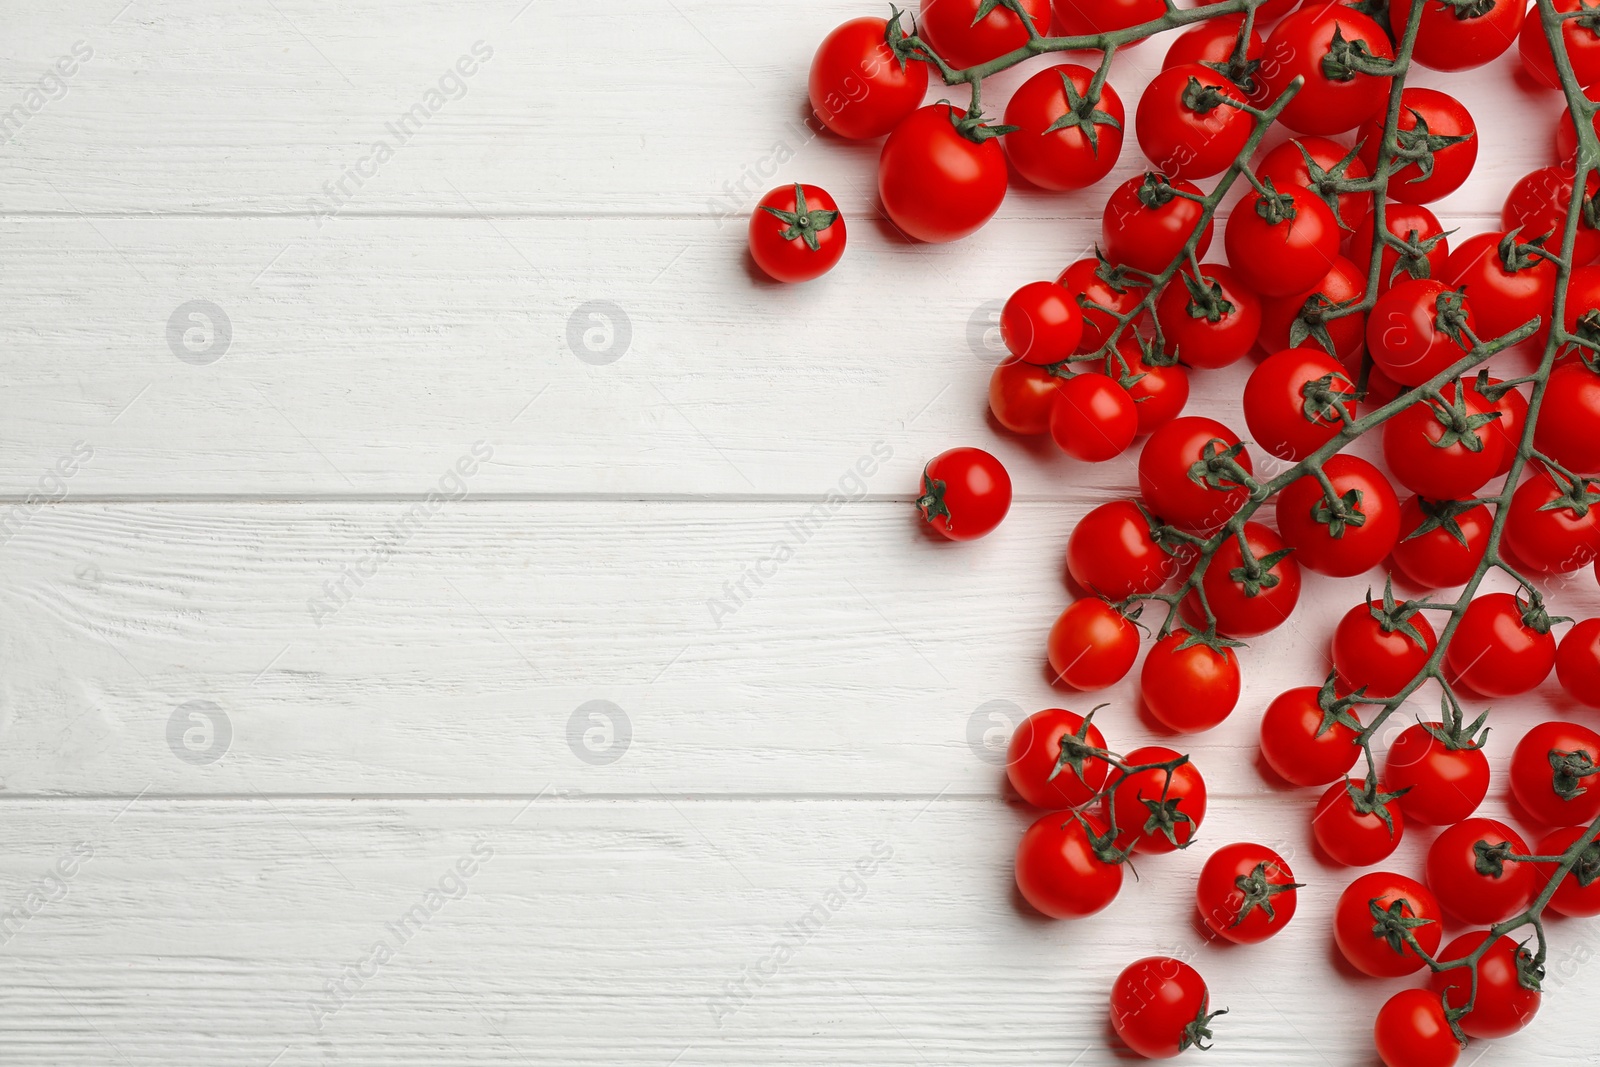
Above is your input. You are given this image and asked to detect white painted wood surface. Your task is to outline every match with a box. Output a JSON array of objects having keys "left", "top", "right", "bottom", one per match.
[{"left": 2, "top": 1, "right": 1596, "bottom": 1063}]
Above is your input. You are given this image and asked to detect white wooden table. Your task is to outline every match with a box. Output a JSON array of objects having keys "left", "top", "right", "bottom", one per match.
[{"left": 1, "top": 2, "right": 1596, "bottom": 1063}]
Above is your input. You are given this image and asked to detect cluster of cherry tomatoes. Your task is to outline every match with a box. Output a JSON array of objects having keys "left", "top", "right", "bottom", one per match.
[{"left": 747, "top": 0, "right": 1600, "bottom": 1062}]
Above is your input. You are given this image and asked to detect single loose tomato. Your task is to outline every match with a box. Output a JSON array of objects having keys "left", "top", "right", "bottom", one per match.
[
  {"left": 1426, "top": 817, "right": 1535, "bottom": 925},
  {"left": 1137, "top": 416, "right": 1254, "bottom": 532},
  {"left": 748, "top": 184, "right": 846, "bottom": 282},
  {"left": 1050, "top": 372, "right": 1138, "bottom": 462},
  {"left": 1110, "top": 957, "right": 1220, "bottom": 1060},
  {"left": 1004, "top": 64, "right": 1126, "bottom": 191},
  {"left": 1058, "top": 257, "right": 1147, "bottom": 353},
  {"left": 1256, "top": 136, "right": 1372, "bottom": 231},
  {"left": 1391, "top": 496, "right": 1492, "bottom": 589},
  {"left": 1006, "top": 707, "right": 1110, "bottom": 809},
  {"left": 879, "top": 104, "right": 1007, "bottom": 243},
  {"left": 1536, "top": 825, "right": 1600, "bottom": 917},
  {"left": 1393, "top": 0, "right": 1522, "bottom": 71},
  {"left": 1260, "top": 7, "right": 1394, "bottom": 135},
  {"left": 1275, "top": 454, "right": 1399, "bottom": 578},
  {"left": 1184, "top": 522, "right": 1300, "bottom": 638},
  {"left": 918, "top": 0, "right": 1050, "bottom": 69},
  {"left": 1351, "top": 203, "right": 1450, "bottom": 294},
  {"left": 917, "top": 447, "right": 1010, "bottom": 540},
  {"left": 1155, "top": 262, "right": 1261, "bottom": 369},
  {"left": 1102, "top": 173, "right": 1213, "bottom": 276},
  {"left": 1014, "top": 812, "right": 1124, "bottom": 918},
  {"left": 1313, "top": 778, "right": 1404, "bottom": 867},
  {"left": 1332, "top": 594, "right": 1435, "bottom": 698},
  {"left": 1135, "top": 64, "right": 1253, "bottom": 180},
  {"left": 1520, "top": 0, "right": 1600, "bottom": 89},
  {"left": 1334, "top": 870, "right": 1443, "bottom": 977},
  {"left": 1557, "top": 617, "right": 1600, "bottom": 707},
  {"left": 1503, "top": 165, "right": 1600, "bottom": 265},
  {"left": 1385, "top": 723, "right": 1489, "bottom": 826},
  {"left": 1056, "top": 0, "right": 1165, "bottom": 37},
  {"left": 1504, "top": 469, "right": 1600, "bottom": 575},
  {"left": 1243, "top": 348, "right": 1357, "bottom": 462},
  {"left": 808, "top": 17, "right": 930, "bottom": 140},
  {"left": 1511, "top": 720, "right": 1600, "bottom": 826},
  {"left": 1048, "top": 598, "right": 1139, "bottom": 690},
  {"left": 1104, "top": 746, "right": 1206, "bottom": 854},
  {"left": 1445, "top": 591, "right": 1557, "bottom": 698},
  {"left": 1141, "top": 630, "right": 1241, "bottom": 733},
  {"left": 1196, "top": 842, "right": 1299, "bottom": 944},
  {"left": 1534, "top": 360, "right": 1600, "bottom": 473},
  {"left": 1382, "top": 382, "right": 1504, "bottom": 501},
  {"left": 989, "top": 360, "right": 1066, "bottom": 435},
  {"left": 1225, "top": 187, "right": 1341, "bottom": 299},
  {"left": 1259, "top": 685, "right": 1362, "bottom": 787},
  {"left": 1256, "top": 255, "right": 1367, "bottom": 363},
  {"left": 1355, "top": 88, "right": 1478, "bottom": 204},
  {"left": 1002, "top": 280, "right": 1083, "bottom": 365},
  {"left": 1067, "top": 499, "right": 1183, "bottom": 599},
  {"left": 1366, "top": 279, "right": 1475, "bottom": 387},
  {"left": 1432, "top": 932, "right": 1541, "bottom": 1040},
  {"left": 1374, "top": 988, "right": 1461, "bottom": 1067}
]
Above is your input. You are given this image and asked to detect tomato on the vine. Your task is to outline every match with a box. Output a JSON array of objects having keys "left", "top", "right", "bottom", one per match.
[
  {"left": 1465, "top": 375, "right": 1527, "bottom": 476},
  {"left": 1533, "top": 359, "right": 1600, "bottom": 473},
  {"left": 1366, "top": 279, "right": 1475, "bottom": 387},
  {"left": 1137, "top": 416, "right": 1254, "bottom": 532},
  {"left": 1557, "top": 617, "right": 1600, "bottom": 707},
  {"left": 917, "top": 447, "right": 1011, "bottom": 540},
  {"left": 1504, "top": 469, "right": 1600, "bottom": 574},
  {"left": 917, "top": 0, "right": 1049, "bottom": 69},
  {"left": 1141, "top": 630, "right": 1240, "bottom": 733},
  {"left": 1184, "top": 521, "right": 1301, "bottom": 638},
  {"left": 1444, "top": 591, "right": 1558, "bottom": 698},
  {"left": 1067, "top": 499, "right": 1183, "bottom": 599},
  {"left": 989, "top": 359, "right": 1066, "bottom": 435},
  {"left": 1104, "top": 746, "right": 1206, "bottom": 854},
  {"left": 1381, "top": 381, "right": 1504, "bottom": 501},
  {"left": 1224, "top": 186, "right": 1340, "bottom": 299},
  {"left": 1536, "top": 825, "right": 1600, "bottom": 917},
  {"left": 1048, "top": 598, "right": 1139, "bottom": 690},
  {"left": 1391, "top": 496, "right": 1492, "bottom": 589},
  {"left": 1332, "top": 594, "right": 1435, "bottom": 698},
  {"left": 1275, "top": 454, "right": 1399, "bottom": 578},
  {"left": 1260, "top": 7, "right": 1394, "bottom": 135},
  {"left": 1520, "top": 0, "right": 1600, "bottom": 90},
  {"left": 1256, "top": 255, "right": 1368, "bottom": 364},
  {"left": 1014, "top": 812, "right": 1124, "bottom": 918},
  {"left": 1503, "top": 165, "right": 1600, "bottom": 265},
  {"left": 1001, "top": 280, "right": 1083, "bottom": 365},
  {"left": 1243, "top": 348, "right": 1357, "bottom": 462},
  {"left": 1106, "top": 336, "right": 1191, "bottom": 434},
  {"left": 1374, "top": 988, "right": 1461, "bottom": 1067},
  {"left": 1004, "top": 64, "right": 1126, "bottom": 191},
  {"left": 1135, "top": 64, "right": 1253, "bottom": 180},
  {"left": 1432, "top": 932, "right": 1541, "bottom": 1040},
  {"left": 1055, "top": 0, "right": 1165, "bottom": 37},
  {"left": 1259, "top": 685, "right": 1362, "bottom": 787},
  {"left": 808, "top": 17, "right": 930, "bottom": 140},
  {"left": 879, "top": 104, "right": 1007, "bottom": 243},
  {"left": 1355, "top": 88, "right": 1478, "bottom": 204},
  {"left": 1050, "top": 372, "right": 1139, "bottom": 462},
  {"left": 1163, "top": 15, "right": 1263, "bottom": 78},
  {"left": 748, "top": 184, "right": 846, "bottom": 283},
  {"left": 1511, "top": 720, "right": 1600, "bottom": 826},
  {"left": 1393, "top": 0, "right": 1523, "bottom": 71},
  {"left": 1058, "top": 257, "right": 1146, "bottom": 353},
  {"left": 1110, "top": 957, "right": 1221, "bottom": 1060},
  {"left": 1257, "top": 136, "right": 1372, "bottom": 231},
  {"left": 1155, "top": 262, "right": 1260, "bottom": 369},
  {"left": 1385, "top": 723, "right": 1489, "bottom": 826},
  {"left": 1196, "top": 842, "right": 1298, "bottom": 944},
  {"left": 1101, "top": 173, "right": 1214, "bottom": 276},
  {"left": 1425, "top": 817, "right": 1536, "bottom": 925},
  {"left": 1334, "top": 870, "right": 1443, "bottom": 977},
  {"left": 1313, "top": 778, "right": 1404, "bottom": 867},
  {"left": 1006, "top": 707, "right": 1110, "bottom": 810},
  {"left": 1441, "top": 232, "right": 1557, "bottom": 359},
  {"left": 1351, "top": 203, "right": 1450, "bottom": 295}
]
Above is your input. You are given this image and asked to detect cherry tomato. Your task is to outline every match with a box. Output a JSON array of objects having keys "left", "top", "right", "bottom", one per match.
[
  {"left": 1557, "top": 617, "right": 1600, "bottom": 707},
  {"left": 1441, "top": 231, "right": 1557, "bottom": 357},
  {"left": 1391, "top": 496, "right": 1492, "bottom": 589},
  {"left": 748, "top": 184, "right": 846, "bottom": 282},
  {"left": 1056, "top": 0, "right": 1165, "bottom": 37},
  {"left": 1520, "top": 0, "right": 1600, "bottom": 89},
  {"left": 1256, "top": 255, "right": 1367, "bottom": 364},
  {"left": 1109, "top": 338, "right": 1191, "bottom": 434},
  {"left": 1225, "top": 187, "right": 1341, "bottom": 299},
  {"left": 1104, "top": 746, "right": 1206, "bottom": 854},
  {"left": 917, "top": 447, "right": 1012, "bottom": 540},
  {"left": 1257, "top": 136, "right": 1372, "bottom": 232},
  {"left": 1504, "top": 469, "right": 1600, "bottom": 575},
  {"left": 1058, "top": 258, "right": 1147, "bottom": 354},
  {"left": 1432, "top": 932, "right": 1541, "bottom": 1040},
  {"left": 1163, "top": 16, "right": 1264, "bottom": 85},
  {"left": 1196, "top": 842, "right": 1298, "bottom": 944},
  {"left": 1355, "top": 89, "right": 1478, "bottom": 204},
  {"left": 879, "top": 104, "right": 1007, "bottom": 243},
  {"left": 1184, "top": 522, "right": 1301, "bottom": 638},
  {"left": 1244, "top": 348, "right": 1357, "bottom": 462},
  {"left": 1260, "top": 7, "right": 1394, "bottom": 135},
  {"left": 1393, "top": 0, "right": 1523, "bottom": 71},
  {"left": 1067, "top": 499, "right": 1184, "bottom": 598},
  {"left": 1102, "top": 173, "right": 1214, "bottom": 276},
  {"left": 1275, "top": 454, "right": 1399, "bottom": 578},
  {"left": 1002, "top": 280, "right": 1084, "bottom": 365},
  {"left": 1535, "top": 825, "right": 1600, "bottom": 917},
  {"left": 1385, "top": 723, "right": 1489, "bottom": 826},
  {"left": 1559, "top": 263, "right": 1600, "bottom": 352},
  {"left": 1048, "top": 598, "right": 1139, "bottom": 691},
  {"left": 1332, "top": 595, "right": 1435, "bottom": 697},
  {"left": 1351, "top": 203, "right": 1450, "bottom": 295},
  {"left": 1141, "top": 630, "right": 1240, "bottom": 733},
  {"left": 1006, "top": 707, "right": 1110, "bottom": 809},
  {"left": 1503, "top": 164, "right": 1600, "bottom": 265},
  {"left": 808, "top": 17, "right": 930, "bottom": 140},
  {"left": 1534, "top": 360, "right": 1600, "bottom": 473},
  {"left": 1426, "top": 817, "right": 1535, "bottom": 925},
  {"left": 1138, "top": 416, "right": 1253, "bottom": 532},
  {"left": 1511, "top": 720, "right": 1600, "bottom": 826},
  {"left": 1374, "top": 988, "right": 1461, "bottom": 1067},
  {"left": 1155, "top": 262, "right": 1260, "bottom": 369},
  {"left": 1445, "top": 591, "right": 1557, "bottom": 698},
  {"left": 917, "top": 0, "right": 1049, "bottom": 69},
  {"left": 1334, "top": 870, "right": 1443, "bottom": 977},
  {"left": 1050, "top": 372, "right": 1138, "bottom": 462},
  {"left": 1382, "top": 381, "right": 1504, "bottom": 501},
  {"left": 1014, "top": 812, "right": 1123, "bottom": 918},
  {"left": 1556, "top": 89, "right": 1600, "bottom": 161},
  {"left": 1110, "top": 957, "right": 1219, "bottom": 1060},
  {"left": 1135, "top": 64, "right": 1253, "bottom": 180},
  {"left": 1366, "top": 279, "right": 1475, "bottom": 387},
  {"left": 1313, "top": 778, "right": 1404, "bottom": 867},
  {"left": 989, "top": 359, "right": 1067, "bottom": 435},
  {"left": 1260, "top": 685, "right": 1362, "bottom": 787},
  {"left": 1004, "top": 63, "right": 1126, "bottom": 191}
]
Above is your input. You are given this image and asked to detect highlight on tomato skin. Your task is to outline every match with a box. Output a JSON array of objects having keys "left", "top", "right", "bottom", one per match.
[{"left": 915, "top": 447, "right": 1011, "bottom": 541}]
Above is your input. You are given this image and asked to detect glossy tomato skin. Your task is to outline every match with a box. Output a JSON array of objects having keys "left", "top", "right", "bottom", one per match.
[
  {"left": 918, "top": 0, "right": 1049, "bottom": 68},
  {"left": 989, "top": 360, "right": 1066, "bottom": 435},
  {"left": 1334, "top": 870, "right": 1443, "bottom": 977},
  {"left": 1184, "top": 522, "right": 1301, "bottom": 638},
  {"left": 1374, "top": 988, "right": 1462, "bottom": 1067},
  {"left": 1503, "top": 165, "right": 1600, "bottom": 265},
  {"left": 1138, "top": 416, "right": 1253, "bottom": 532},
  {"left": 1557, "top": 617, "right": 1600, "bottom": 707},
  {"left": 1102, "top": 174, "right": 1214, "bottom": 275},
  {"left": 1332, "top": 597, "right": 1436, "bottom": 697},
  {"left": 1426, "top": 818, "right": 1535, "bottom": 925},
  {"left": 1556, "top": 91, "right": 1600, "bottom": 160},
  {"left": 1536, "top": 825, "right": 1600, "bottom": 917},
  {"left": 1445, "top": 592, "right": 1557, "bottom": 698},
  {"left": 1141, "top": 631, "right": 1240, "bottom": 734},
  {"left": 1067, "top": 499, "right": 1182, "bottom": 599},
  {"left": 748, "top": 185, "right": 846, "bottom": 282},
  {"left": 1058, "top": 258, "right": 1146, "bottom": 353},
  {"left": 1366, "top": 279, "right": 1475, "bottom": 387},
  {"left": 1135, "top": 64, "right": 1252, "bottom": 180},
  {"left": 1155, "top": 263, "right": 1261, "bottom": 369},
  {"left": 1110, "top": 957, "right": 1214, "bottom": 1060},
  {"left": 1163, "top": 15, "right": 1263, "bottom": 74},
  {"left": 1196, "top": 842, "right": 1298, "bottom": 944},
  {"left": 1504, "top": 470, "right": 1600, "bottom": 574},
  {"left": 1050, "top": 372, "right": 1138, "bottom": 462},
  {"left": 1057, "top": 0, "right": 1164, "bottom": 37},
  {"left": 1394, "top": 0, "right": 1522, "bottom": 71},
  {"left": 1110, "top": 339, "right": 1191, "bottom": 434},
  {"left": 1006, "top": 707, "right": 1110, "bottom": 809},
  {"left": 1534, "top": 360, "right": 1600, "bottom": 473},
  {"left": 1384, "top": 724, "right": 1489, "bottom": 826},
  {"left": 1004, "top": 64, "right": 1125, "bottom": 191},
  {"left": 1257, "top": 255, "right": 1367, "bottom": 363},
  {"left": 918, "top": 447, "right": 1011, "bottom": 540},
  {"left": 1382, "top": 382, "right": 1504, "bottom": 501},
  {"left": 1225, "top": 187, "right": 1341, "bottom": 299},
  {"left": 1275, "top": 454, "right": 1399, "bottom": 577},
  {"left": 1351, "top": 203, "right": 1449, "bottom": 295},
  {"left": 1511, "top": 720, "right": 1600, "bottom": 826},
  {"left": 1260, "top": 8, "right": 1394, "bottom": 135},
  {"left": 1355, "top": 89, "right": 1478, "bottom": 204},
  {"left": 1259, "top": 686, "right": 1362, "bottom": 787},
  {"left": 1244, "top": 348, "right": 1356, "bottom": 462},
  {"left": 808, "top": 18, "right": 930, "bottom": 140},
  {"left": 1014, "top": 812, "right": 1123, "bottom": 918},
  {"left": 1048, "top": 598, "right": 1139, "bottom": 691},
  {"left": 879, "top": 105, "right": 1007, "bottom": 243},
  {"left": 1431, "top": 932, "right": 1541, "bottom": 1040},
  {"left": 1105, "top": 746, "right": 1206, "bottom": 855},
  {"left": 1313, "top": 778, "right": 1404, "bottom": 867},
  {"left": 1257, "top": 136, "right": 1372, "bottom": 231},
  {"left": 1002, "top": 280, "right": 1083, "bottom": 366},
  {"left": 1521, "top": 0, "right": 1600, "bottom": 89},
  {"left": 1391, "top": 496, "right": 1492, "bottom": 589},
  {"left": 1472, "top": 377, "right": 1528, "bottom": 476},
  {"left": 1441, "top": 232, "right": 1556, "bottom": 357}
]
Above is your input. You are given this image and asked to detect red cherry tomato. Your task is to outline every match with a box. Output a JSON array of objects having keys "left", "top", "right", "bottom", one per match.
[
  {"left": 1163, "top": 16, "right": 1264, "bottom": 82},
  {"left": 1014, "top": 812, "right": 1123, "bottom": 918},
  {"left": 1067, "top": 499, "right": 1184, "bottom": 599},
  {"left": 1511, "top": 720, "right": 1600, "bottom": 826},
  {"left": 1384, "top": 723, "right": 1489, "bottom": 826},
  {"left": 1332, "top": 595, "right": 1435, "bottom": 698},
  {"left": 917, "top": 0, "right": 1049, "bottom": 69},
  {"left": 1256, "top": 255, "right": 1367, "bottom": 364},
  {"left": 1102, "top": 173, "right": 1214, "bottom": 275},
  {"left": 1445, "top": 591, "right": 1557, "bottom": 698},
  {"left": 1260, "top": 7, "right": 1394, "bottom": 135},
  {"left": 1521, "top": 0, "right": 1600, "bottom": 89},
  {"left": 1225, "top": 187, "right": 1341, "bottom": 299},
  {"left": 1374, "top": 988, "right": 1462, "bottom": 1067},
  {"left": 1104, "top": 746, "right": 1206, "bottom": 855},
  {"left": 1391, "top": 496, "right": 1492, "bottom": 589},
  {"left": 1536, "top": 825, "right": 1600, "bottom": 917},
  {"left": 1110, "top": 957, "right": 1219, "bottom": 1060},
  {"left": 1313, "top": 777, "right": 1404, "bottom": 867},
  {"left": 879, "top": 104, "right": 1007, "bottom": 243},
  {"left": 1259, "top": 685, "right": 1362, "bottom": 787},
  {"left": 808, "top": 17, "right": 930, "bottom": 140},
  {"left": 1275, "top": 454, "right": 1399, "bottom": 578},
  {"left": 1431, "top": 932, "right": 1541, "bottom": 1040},
  {"left": 1047, "top": 598, "right": 1139, "bottom": 691},
  {"left": 1141, "top": 630, "right": 1241, "bottom": 734},
  {"left": 748, "top": 184, "right": 846, "bottom": 282},
  {"left": 1135, "top": 64, "right": 1253, "bottom": 180},
  {"left": 1426, "top": 818, "right": 1535, "bottom": 925},
  {"left": 1005, "top": 707, "right": 1110, "bottom": 809},
  {"left": 1002, "top": 280, "right": 1084, "bottom": 365},
  {"left": 1184, "top": 522, "right": 1301, "bottom": 638},
  {"left": 1334, "top": 870, "right": 1443, "bottom": 977},
  {"left": 1056, "top": 0, "right": 1165, "bottom": 37},
  {"left": 1534, "top": 360, "right": 1600, "bottom": 473},
  {"left": 1257, "top": 136, "right": 1372, "bottom": 231},
  {"left": 1556, "top": 89, "right": 1600, "bottom": 160},
  {"left": 1107, "top": 336, "right": 1191, "bottom": 434},
  {"left": 1004, "top": 64, "right": 1126, "bottom": 191},
  {"left": 1503, "top": 165, "right": 1600, "bottom": 265},
  {"left": 1244, "top": 348, "right": 1357, "bottom": 462},
  {"left": 1154, "top": 262, "right": 1261, "bottom": 369},
  {"left": 1050, "top": 372, "right": 1138, "bottom": 462},
  {"left": 1504, "top": 469, "right": 1600, "bottom": 575},
  {"left": 1557, "top": 617, "right": 1600, "bottom": 707},
  {"left": 1381, "top": 381, "right": 1504, "bottom": 501},
  {"left": 1441, "top": 231, "right": 1557, "bottom": 357},
  {"left": 917, "top": 447, "right": 1012, "bottom": 540},
  {"left": 1392, "top": 0, "right": 1522, "bottom": 71},
  {"left": 1351, "top": 203, "right": 1450, "bottom": 295},
  {"left": 1355, "top": 88, "right": 1478, "bottom": 204},
  {"left": 1366, "top": 279, "right": 1475, "bottom": 387},
  {"left": 1195, "top": 842, "right": 1298, "bottom": 944},
  {"left": 989, "top": 360, "right": 1067, "bottom": 435},
  {"left": 1058, "top": 258, "right": 1148, "bottom": 354},
  {"left": 1137, "top": 416, "right": 1253, "bottom": 532}
]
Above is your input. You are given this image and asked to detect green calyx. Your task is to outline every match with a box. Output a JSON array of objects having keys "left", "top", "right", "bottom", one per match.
[
  {"left": 1498, "top": 228, "right": 1554, "bottom": 274},
  {"left": 1391, "top": 108, "right": 1474, "bottom": 187},
  {"left": 1320, "top": 25, "right": 1395, "bottom": 82},
  {"left": 1288, "top": 293, "right": 1361, "bottom": 356},
  {"left": 1517, "top": 942, "right": 1545, "bottom": 993},
  {"left": 1364, "top": 579, "right": 1430, "bottom": 645},
  {"left": 1433, "top": 288, "right": 1473, "bottom": 348},
  {"left": 1043, "top": 68, "right": 1121, "bottom": 154},
  {"left": 759, "top": 184, "right": 840, "bottom": 252},
  {"left": 1548, "top": 747, "right": 1599, "bottom": 801},
  {"left": 1187, "top": 438, "right": 1256, "bottom": 494},
  {"left": 1253, "top": 178, "right": 1299, "bottom": 225},
  {"left": 1572, "top": 841, "right": 1600, "bottom": 888},
  {"left": 1047, "top": 704, "right": 1108, "bottom": 784},
  {"left": 1435, "top": 0, "right": 1499, "bottom": 17},
  {"left": 1424, "top": 385, "right": 1499, "bottom": 453},
  {"left": 1181, "top": 74, "right": 1231, "bottom": 116},
  {"left": 1516, "top": 589, "right": 1569, "bottom": 635},
  {"left": 1312, "top": 486, "right": 1368, "bottom": 539},
  {"left": 1473, "top": 837, "right": 1516, "bottom": 878},
  {"left": 1537, "top": 468, "right": 1600, "bottom": 520},
  {"left": 1423, "top": 692, "right": 1491, "bottom": 752},
  {"left": 1230, "top": 861, "right": 1304, "bottom": 928},
  {"left": 1403, "top": 496, "right": 1478, "bottom": 546},
  {"left": 1368, "top": 897, "right": 1435, "bottom": 955},
  {"left": 1293, "top": 138, "right": 1367, "bottom": 230},
  {"left": 1347, "top": 778, "right": 1407, "bottom": 839},
  {"left": 883, "top": 7, "right": 921, "bottom": 70},
  {"left": 915, "top": 471, "right": 950, "bottom": 526},
  {"left": 1139, "top": 792, "right": 1195, "bottom": 848},
  {"left": 1080, "top": 812, "right": 1136, "bottom": 866},
  {"left": 1228, "top": 540, "right": 1295, "bottom": 599},
  {"left": 946, "top": 104, "right": 1017, "bottom": 144},
  {"left": 1385, "top": 227, "right": 1451, "bottom": 284},
  {"left": 1300, "top": 372, "right": 1358, "bottom": 427},
  {"left": 1180, "top": 998, "right": 1227, "bottom": 1053},
  {"left": 1137, "top": 172, "right": 1179, "bottom": 210},
  {"left": 1182, "top": 269, "right": 1235, "bottom": 323},
  {"left": 1315, "top": 671, "right": 1366, "bottom": 737}
]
